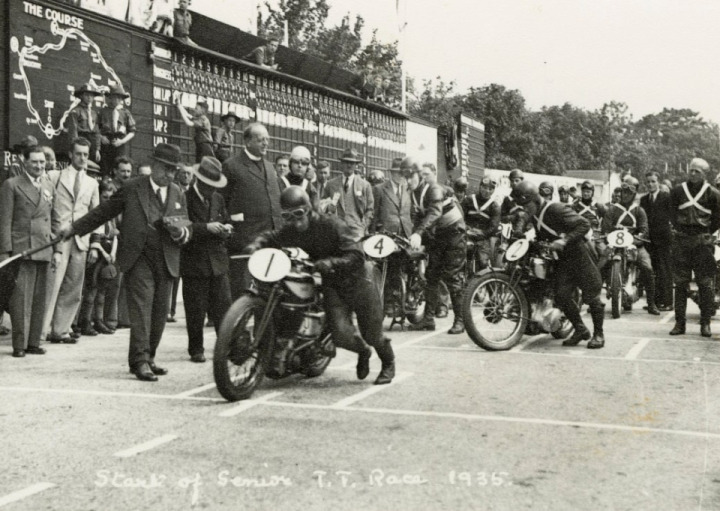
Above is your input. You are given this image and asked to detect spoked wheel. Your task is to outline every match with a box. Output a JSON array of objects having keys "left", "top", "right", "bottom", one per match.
[
  {"left": 551, "top": 289, "right": 582, "bottom": 339},
  {"left": 384, "top": 274, "right": 407, "bottom": 322},
  {"left": 214, "top": 296, "right": 274, "bottom": 402},
  {"left": 405, "top": 272, "right": 426, "bottom": 325},
  {"left": 463, "top": 272, "right": 529, "bottom": 350},
  {"left": 610, "top": 259, "right": 623, "bottom": 319},
  {"left": 302, "top": 333, "right": 334, "bottom": 378}
]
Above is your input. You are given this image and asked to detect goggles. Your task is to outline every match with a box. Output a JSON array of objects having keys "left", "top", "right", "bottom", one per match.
[{"left": 281, "top": 207, "right": 308, "bottom": 221}]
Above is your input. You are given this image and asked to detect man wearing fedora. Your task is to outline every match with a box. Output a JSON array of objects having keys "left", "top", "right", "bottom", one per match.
[
  {"left": 214, "top": 111, "right": 241, "bottom": 163},
  {"left": 57, "top": 143, "right": 191, "bottom": 382},
  {"left": 66, "top": 83, "right": 102, "bottom": 163},
  {"left": 222, "top": 122, "right": 283, "bottom": 299},
  {"left": 99, "top": 84, "right": 136, "bottom": 177},
  {"left": 180, "top": 156, "right": 232, "bottom": 363},
  {"left": 321, "top": 148, "right": 374, "bottom": 241}
]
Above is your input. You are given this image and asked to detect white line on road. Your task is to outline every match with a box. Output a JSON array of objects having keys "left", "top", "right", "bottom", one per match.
[
  {"left": 331, "top": 372, "right": 414, "bottom": 408},
  {"left": 0, "top": 483, "right": 55, "bottom": 508},
  {"left": 218, "top": 391, "right": 284, "bottom": 417},
  {"left": 510, "top": 333, "right": 547, "bottom": 352},
  {"left": 259, "top": 400, "right": 720, "bottom": 440},
  {"left": 0, "top": 386, "right": 225, "bottom": 402},
  {"left": 660, "top": 311, "right": 674, "bottom": 324},
  {"left": 625, "top": 338, "right": 651, "bottom": 360},
  {"left": 174, "top": 382, "right": 217, "bottom": 398},
  {"left": 113, "top": 434, "right": 178, "bottom": 458}
]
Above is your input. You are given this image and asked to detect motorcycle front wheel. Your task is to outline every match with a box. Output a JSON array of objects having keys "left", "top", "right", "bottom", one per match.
[
  {"left": 463, "top": 272, "right": 529, "bottom": 350},
  {"left": 214, "top": 295, "right": 275, "bottom": 402},
  {"left": 405, "top": 271, "right": 427, "bottom": 325},
  {"left": 610, "top": 259, "right": 623, "bottom": 319}
]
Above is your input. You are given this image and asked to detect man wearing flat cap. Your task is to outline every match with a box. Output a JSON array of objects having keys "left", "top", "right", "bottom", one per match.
[
  {"left": 668, "top": 157, "right": 720, "bottom": 338},
  {"left": 57, "top": 143, "right": 191, "bottom": 382},
  {"left": 66, "top": 83, "right": 102, "bottom": 163},
  {"left": 321, "top": 148, "right": 374, "bottom": 241},
  {"left": 180, "top": 156, "right": 232, "bottom": 363},
  {"left": 99, "top": 84, "right": 136, "bottom": 177}
]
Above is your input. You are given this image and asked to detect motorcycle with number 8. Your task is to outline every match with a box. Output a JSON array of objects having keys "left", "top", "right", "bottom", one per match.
[
  {"left": 604, "top": 229, "right": 641, "bottom": 319},
  {"left": 213, "top": 247, "right": 335, "bottom": 402}
]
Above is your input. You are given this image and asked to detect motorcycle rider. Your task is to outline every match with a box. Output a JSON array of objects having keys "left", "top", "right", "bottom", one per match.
[
  {"left": 574, "top": 180, "right": 607, "bottom": 264},
  {"left": 668, "top": 158, "right": 720, "bottom": 337},
  {"left": 461, "top": 177, "right": 500, "bottom": 269},
  {"left": 453, "top": 176, "right": 469, "bottom": 204},
  {"left": 513, "top": 181, "right": 606, "bottom": 348},
  {"left": 600, "top": 176, "right": 660, "bottom": 315},
  {"left": 278, "top": 146, "right": 319, "bottom": 211},
  {"left": 538, "top": 181, "right": 555, "bottom": 202},
  {"left": 247, "top": 186, "right": 396, "bottom": 384},
  {"left": 558, "top": 185, "right": 571, "bottom": 204},
  {"left": 403, "top": 157, "right": 466, "bottom": 334}
]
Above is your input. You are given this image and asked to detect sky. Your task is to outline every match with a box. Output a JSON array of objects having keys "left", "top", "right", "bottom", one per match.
[{"left": 195, "top": 0, "right": 720, "bottom": 124}]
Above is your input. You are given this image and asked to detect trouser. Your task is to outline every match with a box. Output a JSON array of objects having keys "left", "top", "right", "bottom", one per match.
[
  {"left": 323, "top": 264, "right": 394, "bottom": 363},
  {"left": 554, "top": 242, "right": 604, "bottom": 334},
  {"left": 424, "top": 225, "right": 466, "bottom": 319},
  {"left": 100, "top": 139, "right": 129, "bottom": 177},
  {"left": 169, "top": 277, "right": 180, "bottom": 317},
  {"left": 79, "top": 265, "right": 120, "bottom": 326},
  {"left": 43, "top": 239, "right": 87, "bottom": 338},
  {"left": 183, "top": 274, "right": 232, "bottom": 356},
  {"left": 10, "top": 261, "right": 49, "bottom": 350},
  {"left": 125, "top": 252, "right": 173, "bottom": 369},
  {"left": 672, "top": 233, "right": 716, "bottom": 324},
  {"left": 229, "top": 257, "right": 253, "bottom": 301},
  {"left": 634, "top": 246, "right": 657, "bottom": 308},
  {"left": 195, "top": 142, "right": 215, "bottom": 163},
  {"left": 648, "top": 242, "right": 673, "bottom": 306}
]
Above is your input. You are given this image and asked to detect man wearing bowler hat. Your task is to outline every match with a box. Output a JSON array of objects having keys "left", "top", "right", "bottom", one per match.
[
  {"left": 321, "top": 148, "right": 374, "bottom": 241},
  {"left": 66, "top": 83, "right": 102, "bottom": 163},
  {"left": 57, "top": 143, "right": 191, "bottom": 381},
  {"left": 180, "top": 156, "right": 232, "bottom": 362},
  {"left": 214, "top": 111, "right": 241, "bottom": 163},
  {"left": 99, "top": 84, "right": 136, "bottom": 177}
]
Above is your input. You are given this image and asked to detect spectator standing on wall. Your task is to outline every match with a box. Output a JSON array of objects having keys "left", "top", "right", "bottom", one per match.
[
  {"left": 173, "top": 0, "right": 197, "bottom": 46},
  {"left": 99, "top": 84, "right": 136, "bottom": 178},
  {"left": 175, "top": 95, "right": 215, "bottom": 163},
  {"left": 214, "top": 111, "right": 240, "bottom": 163},
  {"left": 66, "top": 83, "right": 102, "bottom": 164}
]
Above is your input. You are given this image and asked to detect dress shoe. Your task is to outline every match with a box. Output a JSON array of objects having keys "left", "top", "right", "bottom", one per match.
[
  {"left": 190, "top": 353, "right": 206, "bottom": 363},
  {"left": 12, "top": 349, "right": 25, "bottom": 358},
  {"left": 408, "top": 317, "right": 436, "bottom": 331},
  {"left": 562, "top": 325, "right": 591, "bottom": 346},
  {"left": 669, "top": 322, "right": 686, "bottom": 335},
  {"left": 70, "top": 331, "right": 81, "bottom": 339},
  {"left": 435, "top": 305, "right": 449, "bottom": 318},
  {"left": 94, "top": 321, "right": 115, "bottom": 334},
  {"left": 374, "top": 361, "right": 395, "bottom": 385},
  {"left": 356, "top": 348, "right": 372, "bottom": 380},
  {"left": 701, "top": 323, "right": 712, "bottom": 338},
  {"left": 25, "top": 346, "right": 46, "bottom": 355},
  {"left": 49, "top": 334, "right": 77, "bottom": 344},
  {"left": 131, "top": 363, "right": 158, "bottom": 382},
  {"left": 166, "top": 315, "right": 177, "bottom": 323},
  {"left": 647, "top": 305, "right": 660, "bottom": 316},
  {"left": 587, "top": 332, "right": 605, "bottom": 349},
  {"left": 148, "top": 362, "right": 168, "bottom": 375},
  {"left": 0, "top": 325, "right": 10, "bottom": 336},
  {"left": 80, "top": 326, "right": 98, "bottom": 336},
  {"left": 116, "top": 323, "right": 131, "bottom": 329},
  {"left": 448, "top": 317, "right": 465, "bottom": 335},
  {"left": 658, "top": 305, "right": 674, "bottom": 312}
]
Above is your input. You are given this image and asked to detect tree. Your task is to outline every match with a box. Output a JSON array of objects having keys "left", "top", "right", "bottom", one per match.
[
  {"left": 259, "top": 0, "right": 330, "bottom": 52},
  {"left": 305, "top": 14, "right": 363, "bottom": 71}
]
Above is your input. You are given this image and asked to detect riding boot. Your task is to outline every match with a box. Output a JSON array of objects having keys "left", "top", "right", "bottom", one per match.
[
  {"left": 669, "top": 285, "right": 687, "bottom": 335},
  {"left": 408, "top": 286, "right": 437, "bottom": 331},
  {"left": 645, "top": 275, "right": 660, "bottom": 315},
  {"left": 561, "top": 299, "right": 591, "bottom": 346},
  {"left": 448, "top": 292, "right": 465, "bottom": 334},
  {"left": 374, "top": 337, "right": 395, "bottom": 385},
  {"left": 698, "top": 280, "right": 714, "bottom": 337},
  {"left": 587, "top": 302, "right": 605, "bottom": 349}
]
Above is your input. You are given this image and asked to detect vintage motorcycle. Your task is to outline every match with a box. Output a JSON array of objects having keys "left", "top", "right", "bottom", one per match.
[
  {"left": 213, "top": 248, "right": 335, "bottom": 402},
  {"left": 462, "top": 237, "right": 576, "bottom": 350},
  {"left": 362, "top": 232, "right": 427, "bottom": 330},
  {"left": 603, "top": 229, "right": 641, "bottom": 319}
]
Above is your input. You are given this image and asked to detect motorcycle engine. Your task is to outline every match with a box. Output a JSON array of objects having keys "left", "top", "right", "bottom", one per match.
[
  {"left": 531, "top": 297, "right": 564, "bottom": 333},
  {"left": 266, "top": 336, "right": 295, "bottom": 379}
]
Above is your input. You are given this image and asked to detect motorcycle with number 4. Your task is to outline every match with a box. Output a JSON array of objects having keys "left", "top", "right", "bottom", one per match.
[
  {"left": 362, "top": 232, "right": 427, "bottom": 330},
  {"left": 462, "top": 236, "right": 577, "bottom": 350},
  {"left": 213, "top": 248, "right": 335, "bottom": 402},
  {"left": 603, "top": 229, "right": 643, "bottom": 319}
]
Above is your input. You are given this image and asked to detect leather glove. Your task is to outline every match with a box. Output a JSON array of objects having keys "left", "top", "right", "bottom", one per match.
[
  {"left": 242, "top": 243, "right": 260, "bottom": 255},
  {"left": 550, "top": 239, "right": 567, "bottom": 253},
  {"left": 314, "top": 258, "right": 334, "bottom": 274}
]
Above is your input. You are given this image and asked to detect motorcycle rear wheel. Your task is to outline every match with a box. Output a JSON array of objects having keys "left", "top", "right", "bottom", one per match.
[
  {"left": 463, "top": 272, "right": 529, "bottom": 351},
  {"left": 214, "top": 296, "right": 274, "bottom": 402},
  {"left": 610, "top": 259, "right": 623, "bottom": 319}
]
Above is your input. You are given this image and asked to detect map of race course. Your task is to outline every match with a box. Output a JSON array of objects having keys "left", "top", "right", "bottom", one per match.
[{"left": 11, "top": 20, "right": 124, "bottom": 139}]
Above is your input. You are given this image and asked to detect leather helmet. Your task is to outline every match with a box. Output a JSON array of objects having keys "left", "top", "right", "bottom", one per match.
[
  {"left": 513, "top": 180, "right": 539, "bottom": 205},
  {"left": 508, "top": 169, "right": 524, "bottom": 181},
  {"left": 581, "top": 180, "right": 594, "bottom": 191},
  {"left": 539, "top": 181, "right": 555, "bottom": 195},
  {"left": 453, "top": 176, "right": 468, "bottom": 192},
  {"left": 622, "top": 176, "right": 640, "bottom": 194},
  {"left": 280, "top": 185, "right": 311, "bottom": 210},
  {"left": 290, "top": 145, "right": 312, "bottom": 162},
  {"left": 479, "top": 177, "right": 496, "bottom": 189}
]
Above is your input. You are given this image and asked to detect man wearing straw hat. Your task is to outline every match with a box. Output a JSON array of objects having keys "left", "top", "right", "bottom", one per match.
[
  {"left": 99, "top": 84, "right": 136, "bottom": 177},
  {"left": 58, "top": 143, "right": 191, "bottom": 381},
  {"left": 180, "top": 157, "right": 232, "bottom": 363}
]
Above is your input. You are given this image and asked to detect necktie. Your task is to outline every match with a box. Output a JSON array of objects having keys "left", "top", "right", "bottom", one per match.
[
  {"left": 87, "top": 106, "right": 94, "bottom": 130},
  {"left": 344, "top": 177, "right": 350, "bottom": 194},
  {"left": 73, "top": 172, "right": 81, "bottom": 200},
  {"left": 156, "top": 188, "right": 165, "bottom": 208},
  {"left": 113, "top": 109, "right": 119, "bottom": 133}
]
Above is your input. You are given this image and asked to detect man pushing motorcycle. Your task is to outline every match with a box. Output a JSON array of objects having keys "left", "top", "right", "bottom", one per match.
[
  {"left": 513, "top": 181, "right": 606, "bottom": 349},
  {"left": 246, "top": 186, "right": 395, "bottom": 385}
]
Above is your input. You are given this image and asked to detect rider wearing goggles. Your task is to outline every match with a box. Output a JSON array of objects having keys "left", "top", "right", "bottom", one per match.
[
  {"left": 461, "top": 177, "right": 500, "bottom": 269},
  {"left": 278, "top": 145, "right": 319, "bottom": 211}
]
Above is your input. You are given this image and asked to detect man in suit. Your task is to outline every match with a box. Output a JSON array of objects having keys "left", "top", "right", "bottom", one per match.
[
  {"left": 44, "top": 138, "right": 101, "bottom": 344},
  {"left": 57, "top": 143, "right": 191, "bottom": 381},
  {"left": 371, "top": 157, "right": 412, "bottom": 238},
  {"left": 0, "top": 146, "right": 54, "bottom": 357},
  {"left": 640, "top": 171, "right": 674, "bottom": 311},
  {"left": 181, "top": 157, "right": 232, "bottom": 363},
  {"left": 167, "top": 163, "right": 194, "bottom": 323},
  {"left": 222, "top": 122, "right": 283, "bottom": 299},
  {"left": 321, "top": 148, "right": 374, "bottom": 241},
  {"left": 315, "top": 160, "right": 331, "bottom": 200}
]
